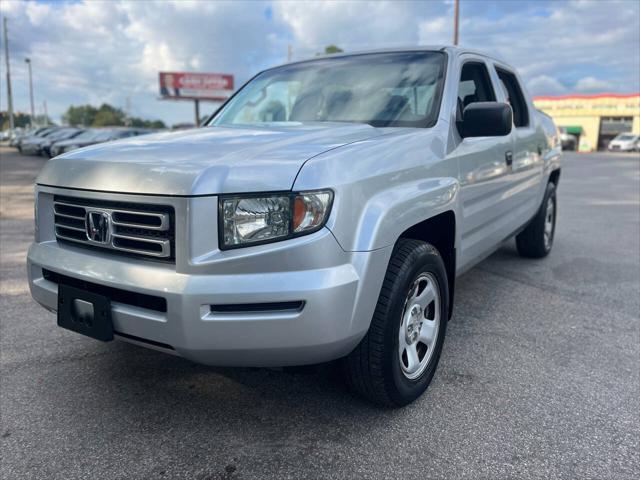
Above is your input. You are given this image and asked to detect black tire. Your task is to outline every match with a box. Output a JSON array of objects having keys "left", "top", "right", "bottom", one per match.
[
  {"left": 516, "top": 181, "right": 557, "bottom": 258},
  {"left": 343, "top": 239, "right": 449, "bottom": 407}
]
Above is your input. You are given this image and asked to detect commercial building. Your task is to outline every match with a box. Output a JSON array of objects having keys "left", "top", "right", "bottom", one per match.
[{"left": 533, "top": 93, "right": 640, "bottom": 151}]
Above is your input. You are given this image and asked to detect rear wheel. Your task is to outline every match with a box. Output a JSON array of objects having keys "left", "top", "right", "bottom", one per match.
[
  {"left": 343, "top": 239, "right": 448, "bottom": 407},
  {"left": 516, "top": 181, "right": 557, "bottom": 258}
]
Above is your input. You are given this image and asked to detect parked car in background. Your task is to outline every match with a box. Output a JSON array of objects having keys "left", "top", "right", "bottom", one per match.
[
  {"left": 608, "top": 133, "right": 639, "bottom": 152},
  {"left": 558, "top": 126, "right": 577, "bottom": 151},
  {"left": 14, "top": 126, "right": 61, "bottom": 151},
  {"left": 50, "top": 128, "right": 153, "bottom": 157},
  {"left": 21, "top": 128, "right": 82, "bottom": 156},
  {"left": 1, "top": 127, "right": 24, "bottom": 142},
  {"left": 41, "top": 128, "right": 86, "bottom": 158},
  {"left": 9, "top": 128, "right": 31, "bottom": 146}
]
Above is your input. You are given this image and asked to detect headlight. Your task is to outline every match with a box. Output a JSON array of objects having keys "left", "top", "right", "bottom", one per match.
[{"left": 219, "top": 190, "right": 333, "bottom": 249}]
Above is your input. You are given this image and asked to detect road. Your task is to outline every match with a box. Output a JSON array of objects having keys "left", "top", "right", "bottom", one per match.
[{"left": 1, "top": 146, "right": 638, "bottom": 479}]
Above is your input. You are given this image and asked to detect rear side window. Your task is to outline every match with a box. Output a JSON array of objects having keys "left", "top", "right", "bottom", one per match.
[{"left": 496, "top": 68, "right": 529, "bottom": 127}]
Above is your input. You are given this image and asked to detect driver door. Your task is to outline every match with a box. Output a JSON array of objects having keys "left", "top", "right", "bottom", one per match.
[{"left": 454, "top": 57, "right": 515, "bottom": 271}]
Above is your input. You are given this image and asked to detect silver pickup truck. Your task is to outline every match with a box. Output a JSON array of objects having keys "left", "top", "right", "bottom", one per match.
[{"left": 28, "top": 47, "right": 561, "bottom": 406}]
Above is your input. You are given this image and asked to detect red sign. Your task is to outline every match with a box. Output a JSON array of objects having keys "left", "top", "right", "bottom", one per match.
[{"left": 159, "top": 72, "right": 234, "bottom": 101}]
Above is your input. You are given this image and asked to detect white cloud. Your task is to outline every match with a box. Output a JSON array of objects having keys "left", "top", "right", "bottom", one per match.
[
  {"left": 271, "top": 0, "right": 448, "bottom": 57},
  {"left": 418, "top": 17, "right": 450, "bottom": 45},
  {"left": 575, "top": 76, "right": 614, "bottom": 92},
  {"left": 527, "top": 75, "right": 567, "bottom": 96},
  {"left": 25, "top": 2, "right": 51, "bottom": 25}
]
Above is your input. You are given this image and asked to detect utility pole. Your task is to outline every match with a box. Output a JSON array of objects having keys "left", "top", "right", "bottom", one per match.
[
  {"left": 3, "top": 17, "right": 15, "bottom": 131},
  {"left": 453, "top": 0, "right": 460, "bottom": 46},
  {"left": 125, "top": 96, "right": 131, "bottom": 126},
  {"left": 43, "top": 100, "right": 48, "bottom": 125},
  {"left": 25, "top": 58, "right": 35, "bottom": 127},
  {"left": 287, "top": 44, "right": 292, "bottom": 62}
]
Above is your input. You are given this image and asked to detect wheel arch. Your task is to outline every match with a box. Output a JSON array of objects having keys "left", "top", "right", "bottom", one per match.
[{"left": 399, "top": 210, "right": 457, "bottom": 319}]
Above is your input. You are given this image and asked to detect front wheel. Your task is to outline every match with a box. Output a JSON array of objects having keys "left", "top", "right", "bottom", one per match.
[{"left": 343, "top": 239, "right": 449, "bottom": 407}]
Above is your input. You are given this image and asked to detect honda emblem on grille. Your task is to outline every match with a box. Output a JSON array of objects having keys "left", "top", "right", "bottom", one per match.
[{"left": 86, "top": 211, "right": 111, "bottom": 243}]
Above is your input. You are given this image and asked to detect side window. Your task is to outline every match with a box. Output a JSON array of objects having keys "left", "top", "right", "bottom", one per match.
[
  {"left": 457, "top": 62, "right": 496, "bottom": 121},
  {"left": 496, "top": 68, "right": 529, "bottom": 128}
]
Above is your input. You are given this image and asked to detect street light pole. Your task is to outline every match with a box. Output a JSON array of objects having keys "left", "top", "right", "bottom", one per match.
[
  {"left": 194, "top": 99, "right": 200, "bottom": 127},
  {"left": 25, "top": 58, "right": 35, "bottom": 127},
  {"left": 3, "top": 17, "right": 15, "bottom": 131},
  {"left": 453, "top": 0, "right": 460, "bottom": 46}
]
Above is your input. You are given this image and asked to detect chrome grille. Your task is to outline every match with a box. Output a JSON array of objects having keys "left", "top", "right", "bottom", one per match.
[{"left": 53, "top": 196, "right": 175, "bottom": 260}]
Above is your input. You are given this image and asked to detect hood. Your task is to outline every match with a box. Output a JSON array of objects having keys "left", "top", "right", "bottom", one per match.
[
  {"left": 53, "top": 138, "right": 87, "bottom": 147},
  {"left": 37, "top": 123, "right": 383, "bottom": 196}
]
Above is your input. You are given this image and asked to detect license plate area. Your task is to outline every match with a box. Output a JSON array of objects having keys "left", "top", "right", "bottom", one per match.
[{"left": 57, "top": 284, "right": 113, "bottom": 341}]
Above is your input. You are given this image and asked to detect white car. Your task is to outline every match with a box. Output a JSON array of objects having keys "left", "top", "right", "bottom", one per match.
[{"left": 608, "top": 133, "right": 639, "bottom": 152}]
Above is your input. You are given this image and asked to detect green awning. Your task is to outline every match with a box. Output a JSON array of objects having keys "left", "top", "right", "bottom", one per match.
[{"left": 565, "top": 126, "right": 583, "bottom": 135}]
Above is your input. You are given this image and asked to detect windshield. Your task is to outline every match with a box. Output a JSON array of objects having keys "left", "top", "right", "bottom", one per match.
[
  {"left": 91, "top": 130, "right": 118, "bottom": 141},
  {"left": 39, "top": 128, "right": 59, "bottom": 137},
  {"left": 48, "top": 129, "right": 78, "bottom": 140},
  {"left": 210, "top": 51, "right": 446, "bottom": 128},
  {"left": 112, "top": 130, "right": 137, "bottom": 139},
  {"left": 614, "top": 134, "right": 637, "bottom": 141},
  {"left": 55, "top": 130, "right": 81, "bottom": 140},
  {"left": 71, "top": 130, "right": 99, "bottom": 141}
]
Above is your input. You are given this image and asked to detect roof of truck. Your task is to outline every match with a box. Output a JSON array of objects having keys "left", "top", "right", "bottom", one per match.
[{"left": 278, "top": 45, "right": 510, "bottom": 68}]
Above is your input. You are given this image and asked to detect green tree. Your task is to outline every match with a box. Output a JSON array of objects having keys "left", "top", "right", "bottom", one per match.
[
  {"left": 323, "top": 45, "right": 343, "bottom": 54},
  {"left": 129, "top": 117, "right": 166, "bottom": 129},
  {"left": 32, "top": 114, "right": 54, "bottom": 126},
  {"left": 1, "top": 111, "right": 33, "bottom": 129},
  {"left": 92, "top": 104, "right": 126, "bottom": 127},
  {"left": 62, "top": 105, "right": 98, "bottom": 126},
  {"left": 62, "top": 103, "right": 165, "bottom": 129}
]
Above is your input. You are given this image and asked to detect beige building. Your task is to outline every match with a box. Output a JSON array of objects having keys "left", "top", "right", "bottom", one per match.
[{"left": 533, "top": 93, "right": 640, "bottom": 152}]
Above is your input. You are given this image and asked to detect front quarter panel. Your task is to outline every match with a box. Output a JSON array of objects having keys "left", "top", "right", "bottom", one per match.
[{"left": 293, "top": 127, "right": 460, "bottom": 252}]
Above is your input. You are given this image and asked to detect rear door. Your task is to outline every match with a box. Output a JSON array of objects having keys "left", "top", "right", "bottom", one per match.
[
  {"left": 453, "top": 56, "right": 515, "bottom": 271},
  {"left": 492, "top": 64, "right": 545, "bottom": 229}
]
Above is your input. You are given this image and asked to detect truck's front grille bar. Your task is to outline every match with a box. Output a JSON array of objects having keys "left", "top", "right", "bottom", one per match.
[{"left": 53, "top": 196, "right": 175, "bottom": 261}]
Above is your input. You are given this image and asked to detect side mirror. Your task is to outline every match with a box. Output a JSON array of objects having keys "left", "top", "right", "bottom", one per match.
[{"left": 460, "top": 102, "right": 512, "bottom": 138}]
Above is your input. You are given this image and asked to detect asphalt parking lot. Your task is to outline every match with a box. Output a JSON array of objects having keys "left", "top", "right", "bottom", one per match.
[{"left": 1, "top": 146, "right": 638, "bottom": 479}]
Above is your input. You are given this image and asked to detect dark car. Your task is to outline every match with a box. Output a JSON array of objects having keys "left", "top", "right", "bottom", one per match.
[
  {"left": 14, "top": 127, "right": 60, "bottom": 151},
  {"left": 21, "top": 128, "right": 83, "bottom": 156},
  {"left": 50, "top": 128, "right": 151, "bottom": 157},
  {"left": 41, "top": 128, "right": 86, "bottom": 157}
]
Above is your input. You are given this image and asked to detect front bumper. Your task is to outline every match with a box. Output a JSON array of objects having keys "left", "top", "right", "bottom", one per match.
[
  {"left": 28, "top": 187, "right": 391, "bottom": 366},
  {"left": 21, "top": 143, "right": 43, "bottom": 155}
]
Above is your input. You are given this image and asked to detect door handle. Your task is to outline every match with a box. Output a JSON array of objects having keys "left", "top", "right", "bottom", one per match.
[{"left": 505, "top": 151, "right": 513, "bottom": 167}]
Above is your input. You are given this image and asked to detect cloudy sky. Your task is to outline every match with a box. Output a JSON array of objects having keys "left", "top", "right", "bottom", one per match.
[{"left": 1, "top": 0, "right": 639, "bottom": 125}]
